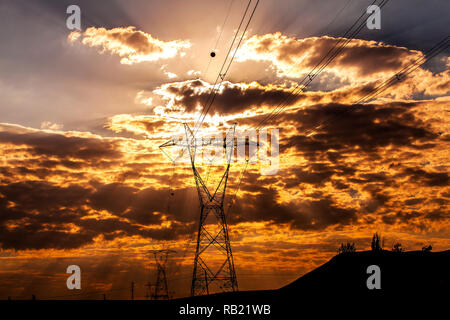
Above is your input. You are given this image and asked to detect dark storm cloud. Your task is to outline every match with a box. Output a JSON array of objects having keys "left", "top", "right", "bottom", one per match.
[
  {"left": 0, "top": 175, "right": 361, "bottom": 250},
  {"left": 280, "top": 162, "right": 359, "bottom": 189},
  {"left": 229, "top": 185, "right": 357, "bottom": 231},
  {"left": 424, "top": 210, "right": 449, "bottom": 222},
  {"left": 404, "top": 198, "right": 426, "bottom": 206},
  {"left": 126, "top": 186, "right": 198, "bottom": 225},
  {"left": 382, "top": 208, "right": 444, "bottom": 226},
  {"left": 0, "top": 180, "right": 197, "bottom": 250},
  {"left": 401, "top": 168, "right": 449, "bottom": 187},
  {"left": 146, "top": 78, "right": 389, "bottom": 120},
  {"left": 88, "top": 182, "right": 199, "bottom": 224},
  {"left": 1, "top": 164, "right": 85, "bottom": 181},
  {"left": 282, "top": 170, "right": 331, "bottom": 189},
  {"left": 0, "top": 181, "right": 90, "bottom": 220},
  {"left": 89, "top": 183, "right": 137, "bottom": 215},
  {"left": 0, "top": 181, "right": 95, "bottom": 250},
  {"left": 280, "top": 101, "right": 438, "bottom": 156},
  {"left": 0, "top": 226, "right": 95, "bottom": 250},
  {"left": 361, "top": 191, "right": 391, "bottom": 214},
  {"left": 156, "top": 80, "right": 295, "bottom": 114},
  {"left": 0, "top": 128, "right": 123, "bottom": 162}
]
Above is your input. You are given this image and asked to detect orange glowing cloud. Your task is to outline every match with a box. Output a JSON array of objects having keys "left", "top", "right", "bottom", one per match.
[
  {"left": 69, "top": 26, "right": 190, "bottom": 64},
  {"left": 236, "top": 33, "right": 424, "bottom": 82}
]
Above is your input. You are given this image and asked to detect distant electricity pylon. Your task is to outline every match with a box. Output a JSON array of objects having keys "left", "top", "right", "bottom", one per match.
[
  {"left": 160, "top": 123, "right": 239, "bottom": 296},
  {"left": 147, "top": 249, "right": 175, "bottom": 300}
]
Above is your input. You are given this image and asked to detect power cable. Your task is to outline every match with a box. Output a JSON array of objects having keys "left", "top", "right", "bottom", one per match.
[{"left": 193, "top": 0, "right": 260, "bottom": 136}]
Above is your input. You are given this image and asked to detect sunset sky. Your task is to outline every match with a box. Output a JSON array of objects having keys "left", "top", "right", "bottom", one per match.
[{"left": 0, "top": 0, "right": 449, "bottom": 299}]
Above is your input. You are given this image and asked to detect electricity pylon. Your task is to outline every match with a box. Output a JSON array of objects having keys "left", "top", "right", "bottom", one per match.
[
  {"left": 149, "top": 249, "right": 175, "bottom": 300},
  {"left": 160, "top": 123, "right": 238, "bottom": 296}
]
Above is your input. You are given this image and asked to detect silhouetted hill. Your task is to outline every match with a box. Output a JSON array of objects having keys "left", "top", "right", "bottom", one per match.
[
  {"left": 169, "top": 249, "right": 449, "bottom": 315},
  {"left": 3, "top": 250, "right": 448, "bottom": 317},
  {"left": 281, "top": 249, "right": 449, "bottom": 295},
  {"left": 180, "top": 250, "right": 449, "bottom": 301}
]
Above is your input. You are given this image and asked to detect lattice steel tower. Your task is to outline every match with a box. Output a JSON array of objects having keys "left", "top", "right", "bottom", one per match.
[
  {"left": 149, "top": 249, "right": 175, "bottom": 300},
  {"left": 160, "top": 123, "right": 238, "bottom": 296}
]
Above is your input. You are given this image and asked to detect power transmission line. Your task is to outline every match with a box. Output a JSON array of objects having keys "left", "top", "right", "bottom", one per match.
[
  {"left": 225, "top": 0, "right": 393, "bottom": 215},
  {"left": 355, "top": 36, "right": 450, "bottom": 104},
  {"left": 193, "top": 0, "right": 260, "bottom": 136},
  {"left": 158, "top": 1, "right": 260, "bottom": 292},
  {"left": 254, "top": 0, "right": 389, "bottom": 131},
  {"left": 317, "top": 0, "right": 354, "bottom": 36},
  {"left": 228, "top": 35, "right": 448, "bottom": 218},
  {"left": 301, "top": 35, "right": 450, "bottom": 139},
  {"left": 202, "top": 0, "right": 236, "bottom": 78}
]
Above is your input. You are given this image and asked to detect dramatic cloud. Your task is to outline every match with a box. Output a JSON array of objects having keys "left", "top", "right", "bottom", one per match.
[
  {"left": 149, "top": 79, "right": 294, "bottom": 115},
  {"left": 237, "top": 33, "right": 424, "bottom": 81},
  {"left": 229, "top": 187, "right": 357, "bottom": 231},
  {"left": 0, "top": 180, "right": 196, "bottom": 250},
  {"left": 131, "top": 68, "right": 449, "bottom": 122},
  {"left": 69, "top": 26, "right": 190, "bottom": 64},
  {"left": 0, "top": 123, "right": 123, "bottom": 163},
  {"left": 133, "top": 78, "right": 370, "bottom": 118},
  {"left": 279, "top": 101, "right": 439, "bottom": 155}
]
